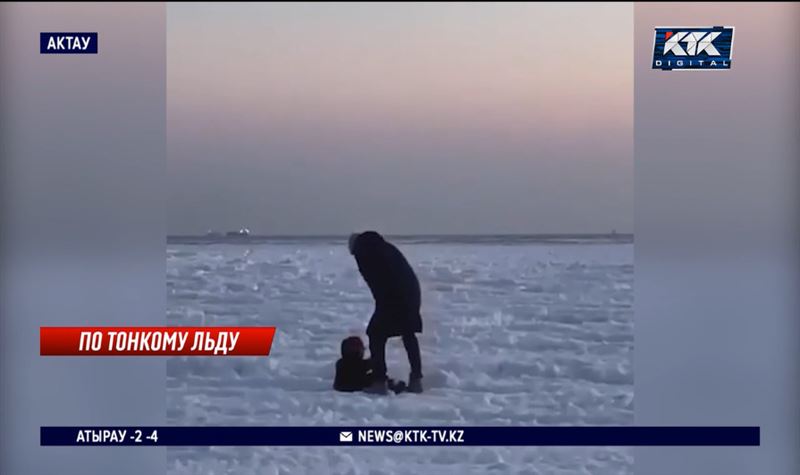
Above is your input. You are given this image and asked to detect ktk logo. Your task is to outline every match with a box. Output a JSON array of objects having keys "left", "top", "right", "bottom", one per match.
[
  {"left": 663, "top": 31, "right": 721, "bottom": 56},
  {"left": 652, "top": 26, "right": 734, "bottom": 71}
]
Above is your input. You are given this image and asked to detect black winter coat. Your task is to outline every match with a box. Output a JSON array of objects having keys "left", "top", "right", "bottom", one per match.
[
  {"left": 333, "top": 357, "right": 372, "bottom": 392},
  {"left": 351, "top": 231, "right": 422, "bottom": 337}
]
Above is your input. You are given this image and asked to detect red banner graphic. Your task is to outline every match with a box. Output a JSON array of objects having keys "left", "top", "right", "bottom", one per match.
[{"left": 40, "top": 327, "right": 276, "bottom": 356}]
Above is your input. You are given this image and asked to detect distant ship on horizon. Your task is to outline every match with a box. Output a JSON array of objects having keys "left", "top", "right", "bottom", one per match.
[
  {"left": 225, "top": 227, "right": 251, "bottom": 237},
  {"left": 205, "top": 228, "right": 251, "bottom": 238}
]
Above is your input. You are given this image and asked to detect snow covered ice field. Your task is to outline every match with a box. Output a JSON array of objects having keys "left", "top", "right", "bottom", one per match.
[{"left": 166, "top": 237, "right": 634, "bottom": 475}]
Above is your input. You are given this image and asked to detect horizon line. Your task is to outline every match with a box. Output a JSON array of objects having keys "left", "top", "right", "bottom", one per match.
[{"left": 167, "top": 232, "right": 634, "bottom": 238}]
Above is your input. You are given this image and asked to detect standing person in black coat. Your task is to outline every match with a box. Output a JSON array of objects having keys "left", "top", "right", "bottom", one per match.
[{"left": 348, "top": 231, "right": 423, "bottom": 394}]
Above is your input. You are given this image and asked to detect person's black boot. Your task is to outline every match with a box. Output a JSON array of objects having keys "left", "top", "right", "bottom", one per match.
[
  {"left": 364, "top": 379, "right": 389, "bottom": 395},
  {"left": 407, "top": 375, "right": 423, "bottom": 394}
]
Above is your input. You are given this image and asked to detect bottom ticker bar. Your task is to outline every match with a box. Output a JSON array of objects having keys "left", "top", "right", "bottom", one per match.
[{"left": 40, "top": 426, "right": 760, "bottom": 446}]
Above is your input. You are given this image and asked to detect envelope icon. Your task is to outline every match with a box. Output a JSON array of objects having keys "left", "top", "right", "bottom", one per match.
[{"left": 339, "top": 431, "right": 353, "bottom": 442}]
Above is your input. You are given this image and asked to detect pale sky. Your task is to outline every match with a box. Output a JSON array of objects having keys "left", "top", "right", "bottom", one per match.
[{"left": 167, "top": 3, "right": 632, "bottom": 235}]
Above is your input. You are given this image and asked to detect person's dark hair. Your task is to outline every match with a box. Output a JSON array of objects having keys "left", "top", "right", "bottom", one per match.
[
  {"left": 348, "top": 231, "right": 384, "bottom": 256},
  {"left": 340, "top": 336, "right": 365, "bottom": 359}
]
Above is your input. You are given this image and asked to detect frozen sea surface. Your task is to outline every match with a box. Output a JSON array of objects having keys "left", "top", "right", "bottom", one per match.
[{"left": 167, "top": 237, "right": 633, "bottom": 475}]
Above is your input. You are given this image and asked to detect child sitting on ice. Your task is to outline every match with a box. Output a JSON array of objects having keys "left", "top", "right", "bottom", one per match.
[{"left": 333, "top": 336, "right": 406, "bottom": 394}]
